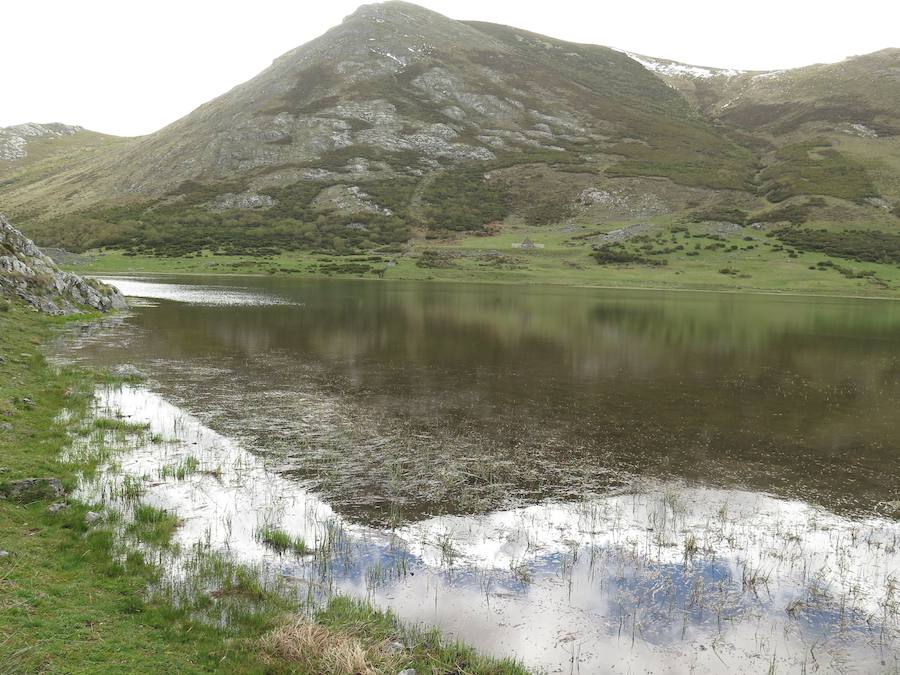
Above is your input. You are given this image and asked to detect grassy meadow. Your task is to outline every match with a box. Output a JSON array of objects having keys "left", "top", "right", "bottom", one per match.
[{"left": 60, "top": 218, "right": 900, "bottom": 298}]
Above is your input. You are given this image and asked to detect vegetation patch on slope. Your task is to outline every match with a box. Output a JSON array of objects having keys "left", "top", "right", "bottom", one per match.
[
  {"left": 421, "top": 165, "right": 510, "bottom": 231},
  {"left": 761, "top": 142, "right": 878, "bottom": 203},
  {"left": 28, "top": 180, "right": 412, "bottom": 257},
  {"left": 773, "top": 228, "right": 900, "bottom": 264}
]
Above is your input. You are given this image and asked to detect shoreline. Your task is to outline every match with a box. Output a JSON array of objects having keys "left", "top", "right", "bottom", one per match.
[
  {"left": 85, "top": 267, "right": 900, "bottom": 303},
  {"left": 0, "top": 303, "right": 526, "bottom": 674}
]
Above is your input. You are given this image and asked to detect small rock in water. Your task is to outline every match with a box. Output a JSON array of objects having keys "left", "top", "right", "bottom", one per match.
[
  {"left": 84, "top": 511, "right": 103, "bottom": 525},
  {"left": 112, "top": 364, "right": 144, "bottom": 378},
  {"left": 47, "top": 501, "right": 69, "bottom": 514}
]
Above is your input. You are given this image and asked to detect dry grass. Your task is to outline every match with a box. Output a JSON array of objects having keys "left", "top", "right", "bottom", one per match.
[{"left": 258, "top": 616, "right": 399, "bottom": 674}]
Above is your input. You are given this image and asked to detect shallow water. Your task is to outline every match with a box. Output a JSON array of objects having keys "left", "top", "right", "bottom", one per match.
[{"left": 55, "top": 276, "right": 900, "bottom": 673}]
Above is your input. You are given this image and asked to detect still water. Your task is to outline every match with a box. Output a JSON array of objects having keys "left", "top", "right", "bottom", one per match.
[{"left": 57, "top": 276, "right": 900, "bottom": 673}]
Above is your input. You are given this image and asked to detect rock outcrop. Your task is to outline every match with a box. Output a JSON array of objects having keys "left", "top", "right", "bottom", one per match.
[
  {"left": 0, "top": 123, "right": 82, "bottom": 161},
  {"left": 0, "top": 213, "right": 126, "bottom": 314}
]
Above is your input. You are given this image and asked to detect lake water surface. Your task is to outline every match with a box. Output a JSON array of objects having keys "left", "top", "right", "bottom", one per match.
[{"left": 56, "top": 276, "right": 900, "bottom": 673}]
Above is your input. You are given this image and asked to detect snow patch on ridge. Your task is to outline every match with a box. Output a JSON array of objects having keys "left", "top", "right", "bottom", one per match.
[{"left": 623, "top": 52, "right": 744, "bottom": 79}]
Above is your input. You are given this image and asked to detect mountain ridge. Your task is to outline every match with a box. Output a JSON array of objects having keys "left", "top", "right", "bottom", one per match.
[{"left": 1, "top": 0, "right": 897, "bottom": 261}]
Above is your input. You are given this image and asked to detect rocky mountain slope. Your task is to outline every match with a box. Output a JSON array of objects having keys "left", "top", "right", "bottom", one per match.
[
  {"left": 1, "top": 1, "right": 898, "bottom": 259},
  {"left": 0, "top": 213, "right": 125, "bottom": 314},
  {"left": 0, "top": 123, "right": 85, "bottom": 162}
]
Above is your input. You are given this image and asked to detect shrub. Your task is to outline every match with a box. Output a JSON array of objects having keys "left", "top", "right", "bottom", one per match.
[
  {"left": 416, "top": 250, "right": 456, "bottom": 268},
  {"left": 689, "top": 207, "right": 748, "bottom": 225},
  {"left": 774, "top": 228, "right": 900, "bottom": 264},
  {"left": 752, "top": 201, "right": 818, "bottom": 225},
  {"left": 592, "top": 245, "right": 667, "bottom": 266}
]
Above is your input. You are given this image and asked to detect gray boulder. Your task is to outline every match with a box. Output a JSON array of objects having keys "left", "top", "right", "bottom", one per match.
[{"left": 0, "top": 477, "right": 65, "bottom": 503}]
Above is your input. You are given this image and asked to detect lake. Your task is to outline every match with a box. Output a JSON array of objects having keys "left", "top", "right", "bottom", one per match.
[{"left": 56, "top": 276, "right": 900, "bottom": 673}]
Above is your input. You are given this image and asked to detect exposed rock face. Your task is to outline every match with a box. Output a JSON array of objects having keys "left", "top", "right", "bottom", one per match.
[
  {"left": 578, "top": 187, "right": 668, "bottom": 217},
  {"left": 208, "top": 192, "right": 276, "bottom": 210},
  {"left": 313, "top": 184, "right": 394, "bottom": 215},
  {"left": 0, "top": 213, "right": 126, "bottom": 314}
]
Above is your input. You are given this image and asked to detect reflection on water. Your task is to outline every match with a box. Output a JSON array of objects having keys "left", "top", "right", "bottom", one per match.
[
  {"left": 99, "top": 277, "right": 297, "bottom": 306},
  {"left": 55, "top": 275, "right": 900, "bottom": 672},
  {"left": 75, "top": 385, "right": 900, "bottom": 673},
  {"left": 73, "top": 276, "right": 900, "bottom": 520}
]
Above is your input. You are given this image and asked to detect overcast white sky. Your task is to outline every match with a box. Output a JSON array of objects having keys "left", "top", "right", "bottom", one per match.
[{"left": 2, "top": 0, "right": 896, "bottom": 137}]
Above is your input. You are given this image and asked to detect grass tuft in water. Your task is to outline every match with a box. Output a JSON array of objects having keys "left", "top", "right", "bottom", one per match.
[
  {"left": 93, "top": 417, "right": 151, "bottom": 434},
  {"left": 256, "top": 526, "right": 310, "bottom": 556},
  {"left": 128, "top": 504, "right": 180, "bottom": 547},
  {"left": 159, "top": 455, "right": 200, "bottom": 480}
]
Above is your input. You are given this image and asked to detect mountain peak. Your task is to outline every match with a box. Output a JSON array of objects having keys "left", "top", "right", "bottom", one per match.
[{"left": 345, "top": 1, "right": 450, "bottom": 22}]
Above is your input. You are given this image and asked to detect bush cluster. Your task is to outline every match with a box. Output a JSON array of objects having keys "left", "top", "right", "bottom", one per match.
[
  {"left": 774, "top": 228, "right": 900, "bottom": 264},
  {"left": 760, "top": 142, "right": 877, "bottom": 203},
  {"left": 30, "top": 179, "right": 412, "bottom": 257},
  {"left": 421, "top": 167, "right": 510, "bottom": 232},
  {"left": 592, "top": 244, "right": 667, "bottom": 266}
]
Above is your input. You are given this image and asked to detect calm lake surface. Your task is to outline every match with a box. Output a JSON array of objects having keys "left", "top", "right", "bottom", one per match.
[{"left": 56, "top": 276, "right": 900, "bottom": 673}]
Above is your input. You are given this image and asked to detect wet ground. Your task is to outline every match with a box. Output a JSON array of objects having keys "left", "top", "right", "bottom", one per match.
[{"left": 53, "top": 276, "right": 900, "bottom": 673}]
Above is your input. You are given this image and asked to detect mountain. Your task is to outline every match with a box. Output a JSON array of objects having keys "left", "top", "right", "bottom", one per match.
[{"left": 1, "top": 1, "right": 898, "bottom": 259}]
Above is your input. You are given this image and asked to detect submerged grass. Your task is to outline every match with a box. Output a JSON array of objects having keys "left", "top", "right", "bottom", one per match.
[
  {"left": 93, "top": 416, "right": 151, "bottom": 433},
  {"left": 128, "top": 504, "right": 180, "bottom": 548},
  {"left": 0, "top": 301, "right": 527, "bottom": 674},
  {"left": 159, "top": 455, "right": 200, "bottom": 480}
]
